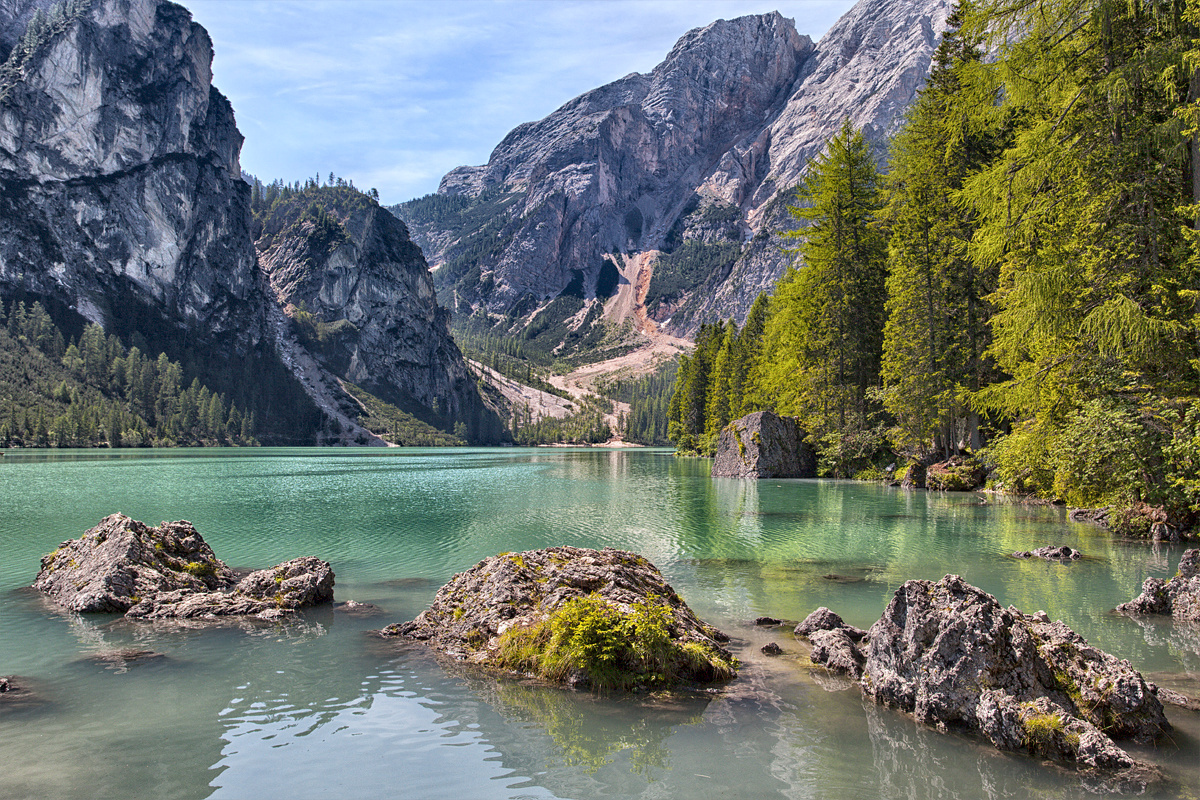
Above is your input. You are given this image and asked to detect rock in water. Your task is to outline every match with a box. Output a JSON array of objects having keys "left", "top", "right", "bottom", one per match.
[
  {"left": 34, "top": 514, "right": 333, "bottom": 620},
  {"left": 381, "top": 546, "right": 737, "bottom": 691},
  {"left": 711, "top": 411, "right": 816, "bottom": 478},
  {"left": 1117, "top": 548, "right": 1200, "bottom": 622},
  {"left": 804, "top": 575, "right": 1169, "bottom": 780}
]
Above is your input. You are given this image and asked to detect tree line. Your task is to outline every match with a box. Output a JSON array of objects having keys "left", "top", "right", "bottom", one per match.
[
  {"left": 670, "top": 0, "right": 1200, "bottom": 530},
  {"left": 1, "top": 301, "right": 256, "bottom": 448}
]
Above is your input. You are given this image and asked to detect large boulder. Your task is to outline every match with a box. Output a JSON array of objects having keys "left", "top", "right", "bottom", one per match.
[
  {"left": 924, "top": 457, "right": 985, "bottom": 491},
  {"left": 804, "top": 575, "right": 1169, "bottom": 780},
  {"left": 711, "top": 411, "right": 816, "bottom": 478},
  {"left": 382, "top": 546, "right": 737, "bottom": 691},
  {"left": 34, "top": 514, "right": 333, "bottom": 620},
  {"left": 1117, "top": 549, "right": 1200, "bottom": 622}
]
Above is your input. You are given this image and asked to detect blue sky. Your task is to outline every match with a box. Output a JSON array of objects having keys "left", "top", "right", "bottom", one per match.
[{"left": 184, "top": 0, "right": 859, "bottom": 205}]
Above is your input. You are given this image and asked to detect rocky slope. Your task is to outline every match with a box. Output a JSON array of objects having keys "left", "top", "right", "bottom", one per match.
[
  {"left": 0, "top": 0, "right": 321, "bottom": 440},
  {"left": 255, "top": 186, "right": 502, "bottom": 443},
  {"left": 395, "top": 0, "right": 950, "bottom": 349}
]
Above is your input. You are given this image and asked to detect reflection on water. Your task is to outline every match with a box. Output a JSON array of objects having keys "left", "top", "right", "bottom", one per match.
[{"left": 1, "top": 448, "right": 1198, "bottom": 799}]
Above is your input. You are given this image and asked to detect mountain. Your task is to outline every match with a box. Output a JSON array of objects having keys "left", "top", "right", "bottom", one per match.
[
  {"left": 0, "top": 0, "right": 495, "bottom": 445},
  {"left": 0, "top": 0, "right": 321, "bottom": 441},
  {"left": 394, "top": 0, "right": 950, "bottom": 347},
  {"left": 254, "top": 185, "right": 503, "bottom": 444}
]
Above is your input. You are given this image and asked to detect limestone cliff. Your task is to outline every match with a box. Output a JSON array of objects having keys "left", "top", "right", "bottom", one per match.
[
  {"left": 255, "top": 187, "right": 502, "bottom": 443},
  {"left": 395, "top": 0, "right": 949, "bottom": 345},
  {"left": 0, "top": 0, "right": 318, "bottom": 439}
]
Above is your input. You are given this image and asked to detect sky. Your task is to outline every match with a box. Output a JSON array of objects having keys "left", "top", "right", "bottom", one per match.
[{"left": 184, "top": 0, "right": 860, "bottom": 205}]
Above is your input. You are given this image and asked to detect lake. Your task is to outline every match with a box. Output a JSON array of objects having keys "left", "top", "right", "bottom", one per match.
[{"left": 0, "top": 447, "right": 1196, "bottom": 799}]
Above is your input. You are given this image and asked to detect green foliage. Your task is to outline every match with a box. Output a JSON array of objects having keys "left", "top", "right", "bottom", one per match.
[
  {"left": 0, "top": 300, "right": 257, "bottom": 448},
  {"left": 645, "top": 240, "right": 741, "bottom": 311},
  {"left": 1022, "top": 710, "right": 1069, "bottom": 754},
  {"left": 341, "top": 382, "right": 465, "bottom": 446},
  {"left": 611, "top": 361, "right": 677, "bottom": 446},
  {"left": 880, "top": 4, "right": 1000, "bottom": 461},
  {"left": 510, "top": 396, "right": 612, "bottom": 446},
  {"left": 494, "top": 593, "right": 736, "bottom": 692}
]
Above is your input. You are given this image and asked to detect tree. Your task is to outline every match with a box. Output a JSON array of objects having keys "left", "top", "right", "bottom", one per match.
[
  {"left": 751, "top": 119, "right": 888, "bottom": 473},
  {"left": 961, "top": 0, "right": 1200, "bottom": 506},
  {"left": 880, "top": 1, "right": 1000, "bottom": 461}
]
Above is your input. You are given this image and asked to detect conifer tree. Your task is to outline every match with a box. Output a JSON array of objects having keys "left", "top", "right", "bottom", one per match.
[{"left": 880, "top": 1, "right": 999, "bottom": 460}]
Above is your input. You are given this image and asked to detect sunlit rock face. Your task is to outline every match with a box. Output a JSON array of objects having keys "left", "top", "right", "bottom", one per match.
[
  {"left": 0, "top": 0, "right": 326, "bottom": 440},
  {"left": 401, "top": 0, "right": 951, "bottom": 337},
  {"left": 0, "top": 0, "right": 264, "bottom": 338}
]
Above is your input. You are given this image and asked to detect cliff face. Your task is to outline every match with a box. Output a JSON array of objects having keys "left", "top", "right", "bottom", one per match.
[
  {"left": 397, "top": 0, "right": 949, "bottom": 342},
  {"left": 256, "top": 187, "right": 501, "bottom": 443},
  {"left": 0, "top": 0, "right": 319, "bottom": 439}
]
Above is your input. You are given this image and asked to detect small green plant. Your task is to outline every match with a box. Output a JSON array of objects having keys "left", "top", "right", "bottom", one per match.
[
  {"left": 1023, "top": 711, "right": 1066, "bottom": 753},
  {"left": 453, "top": 606, "right": 465, "bottom": 620},
  {"left": 183, "top": 561, "right": 216, "bottom": 578},
  {"left": 495, "top": 593, "right": 736, "bottom": 692}
]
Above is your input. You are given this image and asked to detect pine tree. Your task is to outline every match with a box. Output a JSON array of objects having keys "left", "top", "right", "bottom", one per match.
[
  {"left": 880, "top": 1, "right": 1000, "bottom": 461},
  {"left": 753, "top": 119, "right": 888, "bottom": 473}
]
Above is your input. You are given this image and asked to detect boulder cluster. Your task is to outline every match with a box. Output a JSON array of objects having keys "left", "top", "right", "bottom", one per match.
[
  {"left": 34, "top": 514, "right": 333, "bottom": 620},
  {"left": 797, "top": 575, "right": 1170, "bottom": 783},
  {"left": 1117, "top": 548, "right": 1200, "bottom": 622}
]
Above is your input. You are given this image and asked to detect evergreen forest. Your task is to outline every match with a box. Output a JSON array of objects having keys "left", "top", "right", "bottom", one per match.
[
  {"left": 1, "top": 301, "right": 258, "bottom": 447},
  {"left": 669, "top": 0, "right": 1200, "bottom": 534}
]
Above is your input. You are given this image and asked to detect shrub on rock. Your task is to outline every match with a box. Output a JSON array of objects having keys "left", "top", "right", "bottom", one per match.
[{"left": 382, "top": 546, "right": 737, "bottom": 691}]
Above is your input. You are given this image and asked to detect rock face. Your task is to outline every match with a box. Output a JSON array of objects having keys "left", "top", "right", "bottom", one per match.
[
  {"left": 711, "top": 411, "right": 816, "bottom": 478},
  {"left": 395, "top": 0, "right": 950, "bottom": 346},
  {"left": 1117, "top": 549, "right": 1200, "bottom": 622},
  {"left": 256, "top": 187, "right": 501, "bottom": 443},
  {"left": 34, "top": 513, "right": 334, "bottom": 619},
  {"left": 382, "top": 546, "right": 737, "bottom": 690},
  {"left": 803, "top": 575, "right": 1169, "bottom": 778},
  {"left": 0, "top": 0, "right": 318, "bottom": 440}
]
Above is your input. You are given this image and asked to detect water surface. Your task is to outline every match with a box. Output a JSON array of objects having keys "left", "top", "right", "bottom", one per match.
[{"left": 1, "top": 448, "right": 1196, "bottom": 799}]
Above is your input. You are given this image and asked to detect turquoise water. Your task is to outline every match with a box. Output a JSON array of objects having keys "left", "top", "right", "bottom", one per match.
[{"left": 0, "top": 447, "right": 1196, "bottom": 799}]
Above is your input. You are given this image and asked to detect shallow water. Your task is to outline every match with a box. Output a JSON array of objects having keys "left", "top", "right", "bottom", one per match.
[{"left": 0, "top": 447, "right": 1196, "bottom": 799}]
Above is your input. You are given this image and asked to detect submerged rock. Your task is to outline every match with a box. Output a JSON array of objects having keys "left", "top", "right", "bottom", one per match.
[
  {"left": 803, "top": 575, "right": 1169, "bottom": 781},
  {"left": 1011, "top": 546, "right": 1082, "bottom": 561},
  {"left": 381, "top": 546, "right": 737, "bottom": 691},
  {"left": 1117, "top": 548, "right": 1200, "bottom": 622},
  {"left": 711, "top": 411, "right": 816, "bottom": 479},
  {"left": 34, "top": 514, "right": 333, "bottom": 620}
]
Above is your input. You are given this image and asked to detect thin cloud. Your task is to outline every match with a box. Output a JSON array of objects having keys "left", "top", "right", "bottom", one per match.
[{"left": 185, "top": 0, "right": 858, "bottom": 203}]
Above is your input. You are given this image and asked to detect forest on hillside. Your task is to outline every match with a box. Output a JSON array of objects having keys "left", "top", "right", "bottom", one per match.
[{"left": 670, "top": 0, "right": 1200, "bottom": 534}]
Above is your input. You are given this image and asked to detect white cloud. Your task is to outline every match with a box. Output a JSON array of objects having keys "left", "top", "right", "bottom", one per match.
[{"left": 185, "top": 0, "right": 859, "bottom": 203}]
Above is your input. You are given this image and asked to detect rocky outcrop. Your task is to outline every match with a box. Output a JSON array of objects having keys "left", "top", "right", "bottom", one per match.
[
  {"left": 381, "top": 546, "right": 737, "bottom": 691},
  {"left": 397, "top": 0, "right": 950, "bottom": 345},
  {"left": 1117, "top": 549, "right": 1200, "bottom": 622},
  {"left": 711, "top": 411, "right": 816, "bottom": 478},
  {"left": 34, "top": 513, "right": 334, "bottom": 620},
  {"left": 0, "top": 0, "right": 317, "bottom": 440},
  {"left": 256, "top": 187, "right": 501, "bottom": 443},
  {"left": 802, "top": 575, "right": 1169, "bottom": 780},
  {"left": 924, "top": 456, "right": 985, "bottom": 491}
]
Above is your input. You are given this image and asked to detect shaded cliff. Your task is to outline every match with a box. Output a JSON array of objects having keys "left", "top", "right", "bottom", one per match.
[
  {"left": 0, "top": 0, "right": 319, "bottom": 440},
  {"left": 395, "top": 0, "right": 949, "bottom": 347},
  {"left": 255, "top": 186, "right": 503, "bottom": 444}
]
